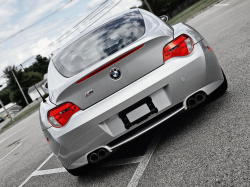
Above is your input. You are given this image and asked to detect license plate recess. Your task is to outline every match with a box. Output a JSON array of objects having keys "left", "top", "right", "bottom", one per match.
[{"left": 118, "top": 97, "right": 158, "bottom": 129}]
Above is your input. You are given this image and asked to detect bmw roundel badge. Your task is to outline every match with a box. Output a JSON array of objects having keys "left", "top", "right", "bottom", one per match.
[{"left": 110, "top": 67, "right": 121, "bottom": 80}]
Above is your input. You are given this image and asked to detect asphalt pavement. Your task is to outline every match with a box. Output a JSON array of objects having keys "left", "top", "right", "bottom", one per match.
[{"left": 0, "top": 0, "right": 250, "bottom": 186}]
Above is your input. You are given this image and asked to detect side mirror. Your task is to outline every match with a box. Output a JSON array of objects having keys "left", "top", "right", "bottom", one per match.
[
  {"left": 45, "top": 82, "right": 48, "bottom": 88},
  {"left": 159, "top": 15, "right": 169, "bottom": 23}
]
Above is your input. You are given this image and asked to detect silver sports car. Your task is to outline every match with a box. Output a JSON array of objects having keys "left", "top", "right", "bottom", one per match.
[{"left": 39, "top": 9, "right": 227, "bottom": 175}]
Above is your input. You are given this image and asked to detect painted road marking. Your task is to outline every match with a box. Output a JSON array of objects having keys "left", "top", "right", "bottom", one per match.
[
  {"left": 33, "top": 168, "right": 66, "bottom": 176},
  {"left": 18, "top": 125, "right": 164, "bottom": 186},
  {"left": 26, "top": 156, "right": 144, "bottom": 177},
  {"left": 19, "top": 153, "right": 143, "bottom": 185},
  {"left": 17, "top": 112, "right": 164, "bottom": 186},
  {"left": 214, "top": 4, "right": 229, "bottom": 6},
  {"left": 127, "top": 126, "right": 165, "bottom": 187},
  {"left": 99, "top": 156, "right": 143, "bottom": 167},
  {"left": 0, "top": 127, "right": 25, "bottom": 145},
  {"left": 19, "top": 153, "right": 54, "bottom": 187},
  {"left": 0, "top": 143, "right": 22, "bottom": 162}
]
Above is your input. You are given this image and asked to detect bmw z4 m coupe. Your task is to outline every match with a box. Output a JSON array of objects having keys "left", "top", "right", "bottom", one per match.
[{"left": 39, "top": 9, "right": 227, "bottom": 175}]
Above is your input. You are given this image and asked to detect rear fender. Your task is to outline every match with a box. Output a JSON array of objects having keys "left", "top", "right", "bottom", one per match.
[{"left": 172, "top": 22, "right": 203, "bottom": 44}]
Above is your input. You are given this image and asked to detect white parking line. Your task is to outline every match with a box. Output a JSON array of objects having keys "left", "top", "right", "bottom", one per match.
[
  {"left": 0, "top": 127, "right": 25, "bottom": 145},
  {"left": 33, "top": 168, "right": 66, "bottom": 176},
  {"left": 18, "top": 115, "right": 163, "bottom": 186},
  {"left": 0, "top": 143, "right": 22, "bottom": 162},
  {"left": 31, "top": 156, "right": 144, "bottom": 177},
  {"left": 19, "top": 152, "right": 143, "bottom": 185},
  {"left": 214, "top": 4, "right": 229, "bottom": 6},
  {"left": 99, "top": 156, "right": 143, "bottom": 167},
  {"left": 127, "top": 126, "right": 165, "bottom": 187},
  {"left": 19, "top": 153, "right": 54, "bottom": 187}
]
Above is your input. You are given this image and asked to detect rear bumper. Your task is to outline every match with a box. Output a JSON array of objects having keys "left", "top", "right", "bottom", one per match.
[{"left": 42, "top": 40, "right": 224, "bottom": 169}]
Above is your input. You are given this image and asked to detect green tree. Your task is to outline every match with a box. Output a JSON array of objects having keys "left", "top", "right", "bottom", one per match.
[
  {"left": 1, "top": 54, "right": 49, "bottom": 107},
  {"left": 134, "top": 0, "right": 199, "bottom": 18},
  {"left": 25, "top": 54, "right": 50, "bottom": 75},
  {"left": 0, "top": 88, "right": 11, "bottom": 109},
  {"left": 3, "top": 66, "right": 43, "bottom": 108}
]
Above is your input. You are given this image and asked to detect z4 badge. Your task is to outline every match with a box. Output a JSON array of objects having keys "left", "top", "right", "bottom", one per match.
[{"left": 85, "top": 89, "right": 93, "bottom": 98}]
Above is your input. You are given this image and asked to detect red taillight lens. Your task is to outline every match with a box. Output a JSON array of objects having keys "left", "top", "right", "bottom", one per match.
[
  {"left": 163, "top": 35, "right": 194, "bottom": 62},
  {"left": 48, "top": 102, "right": 80, "bottom": 128}
]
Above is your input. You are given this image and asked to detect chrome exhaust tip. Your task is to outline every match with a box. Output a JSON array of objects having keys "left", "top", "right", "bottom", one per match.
[
  {"left": 187, "top": 98, "right": 196, "bottom": 107},
  {"left": 195, "top": 94, "right": 205, "bottom": 102},
  {"left": 89, "top": 153, "right": 99, "bottom": 163},
  {"left": 98, "top": 149, "right": 106, "bottom": 158}
]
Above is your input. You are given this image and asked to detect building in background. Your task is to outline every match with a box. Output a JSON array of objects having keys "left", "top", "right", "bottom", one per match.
[
  {"left": 0, "top": 103, "right": 22, "bottom": 118},
  {"left": 28, "top": 73, "right": 47, "bottom": 101}
]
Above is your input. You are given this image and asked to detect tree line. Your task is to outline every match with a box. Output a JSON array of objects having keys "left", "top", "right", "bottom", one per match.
[
  {"left": 132, "top": 0, "right": 199, "bottom": 18},
  {"left": 0, "top": 55, "right": 49, "bottom": 108}
]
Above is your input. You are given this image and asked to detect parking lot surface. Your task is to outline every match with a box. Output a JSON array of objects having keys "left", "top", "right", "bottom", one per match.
[{"left": 1, "top": 0, "right": 250, "bottom": 186}]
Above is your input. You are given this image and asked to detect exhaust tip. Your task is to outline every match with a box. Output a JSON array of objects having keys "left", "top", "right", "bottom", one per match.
[
  {"left": 195, "top": 94, "right": 205, "bottom": 102},
  {"left": 188, "top": 98, "right": 196, "bottom": 107},
  {"left": 89, "top": 153, "right": 98, "bottom": 163},
  {"left": 98, "top": 149, "right": 106, "bottom": 158}
]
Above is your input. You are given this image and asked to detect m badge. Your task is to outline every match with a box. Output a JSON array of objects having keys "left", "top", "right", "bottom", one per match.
[{"left": 85, "top": 89, "right": 93, "bottom": 98}]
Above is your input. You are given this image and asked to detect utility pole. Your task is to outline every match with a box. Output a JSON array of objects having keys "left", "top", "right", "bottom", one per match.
[
  {"left": 0, "top": 99, "right": 14, "bottom": 121},
  {"left": 143, "top": 0, "right": 154, "bottom": 13},
  {"left": 0, "top": 85, "right": 10, "bottom": 120},
  {"left": 11, "top": 70, "right": 30, "bottom": 107}
]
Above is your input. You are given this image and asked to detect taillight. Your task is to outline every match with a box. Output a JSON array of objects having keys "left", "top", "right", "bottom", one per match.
[
  {"left": 48, "top": 102, "right": 80, "bottom": 128},
  {"left": 163, "top": 35, "right": 194, "bottom": 62}
]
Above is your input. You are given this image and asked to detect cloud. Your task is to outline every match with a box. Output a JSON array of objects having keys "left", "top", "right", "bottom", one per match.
[
  {"left": 0, "top": 10, "right": 88, "bottom": 75},
  {"left": 20, "top": 0, "right": 65, "bottom": 28},
  {"left": 105, "top": 0, "right": 142, "bottom": 17},
  {"left": 86, "top": 0, "right": 106, "bottom": 11},
  {"left": 0, "top": 0, "right": 18, "bottom": 26},
  {"left": 62, "top": 0, "right": 80, "bottom": 10},
  {"left": 0, "top": 0, "right": 142, "bottom": 77}
]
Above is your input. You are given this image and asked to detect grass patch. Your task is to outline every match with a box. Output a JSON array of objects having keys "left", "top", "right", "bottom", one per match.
[
  {"left": 1, "top": 102, "right": 40, "bottom": 131},
  {"left": 168, "top": 0, "right": 219, "bottom": 25}
]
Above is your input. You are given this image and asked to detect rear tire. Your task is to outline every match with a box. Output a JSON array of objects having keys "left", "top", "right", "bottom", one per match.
[{"left": 207, "top": 69, "right": 228, "bottom": 101}]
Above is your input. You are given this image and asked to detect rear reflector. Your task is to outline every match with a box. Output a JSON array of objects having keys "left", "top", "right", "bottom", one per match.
[
  {"left": 48, "top": 102, "right": 81, "bottom": 128},
  {"left": 76, "top": 44, "right": 144, "bottom": 84},
  {"left": 163, "top": 35, "right": 194, "bottom": 62},
  {"left": 207, "top": 46, "right": 212, "bottom": 52}
]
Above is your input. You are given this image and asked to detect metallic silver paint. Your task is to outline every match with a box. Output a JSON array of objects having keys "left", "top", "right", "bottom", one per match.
[
  {"left": 39, "top": 9, "right": 225, "bottom": 170},
  {"left": 47, "top": 9, "right": 174, "bottom": 108},
  {"left": 172, "top": 22, "right": 203, "bottom": 44}
]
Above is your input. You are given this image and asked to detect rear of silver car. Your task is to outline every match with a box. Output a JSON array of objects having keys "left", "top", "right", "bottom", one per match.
[{"left": 39, "top": 9, "right": 224, "bottom": 172}]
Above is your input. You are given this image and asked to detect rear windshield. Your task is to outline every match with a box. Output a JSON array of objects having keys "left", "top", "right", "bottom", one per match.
[{"left": 53, "top": 10, "right": 145, "bottom": 77}]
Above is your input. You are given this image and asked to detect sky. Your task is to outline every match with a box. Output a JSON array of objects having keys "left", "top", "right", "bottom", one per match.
[{"left": 0, "top": 0, "right": 142, "bottom": 87}]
